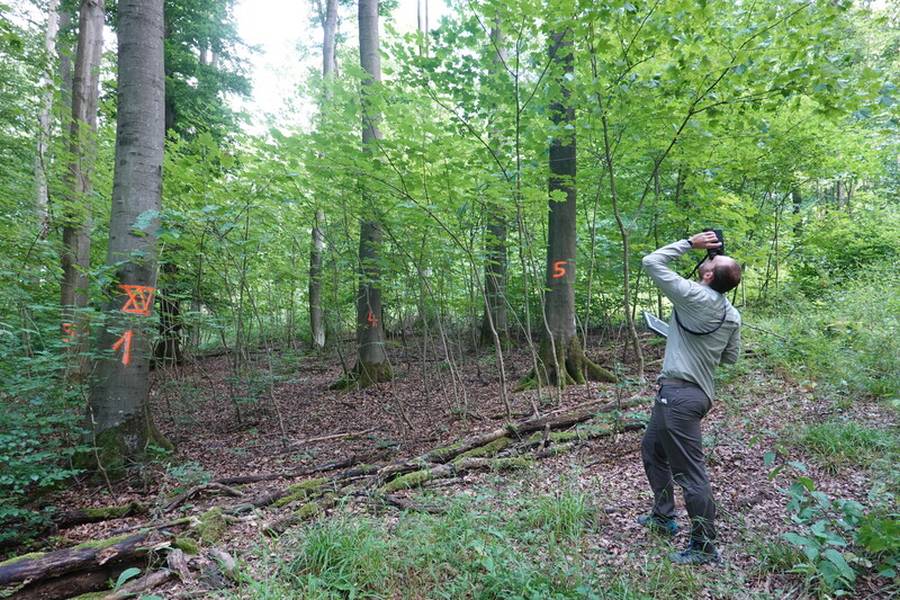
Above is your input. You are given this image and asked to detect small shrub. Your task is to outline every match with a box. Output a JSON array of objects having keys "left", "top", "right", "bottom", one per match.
[
  {"left": 0, "top": 409, "right": 84, "bottom": 548},
  {"left": 776, "top": 464, "right": 898, "bottom": 597}
]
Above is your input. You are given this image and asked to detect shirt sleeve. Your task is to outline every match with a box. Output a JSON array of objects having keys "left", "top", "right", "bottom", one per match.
[
  {"left": 720, "top": 326, "right": 741, "bottom": 365},
  {"left": 641, "top": 239, "right": 694, "bottom": 305}
]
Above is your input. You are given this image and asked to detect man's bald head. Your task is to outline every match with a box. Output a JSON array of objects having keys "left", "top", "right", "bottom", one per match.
[{"left": 702, "top": 255, "right": 742, "bottom": 294}]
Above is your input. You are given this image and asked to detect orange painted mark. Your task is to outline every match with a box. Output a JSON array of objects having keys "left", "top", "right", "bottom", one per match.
[
  {"left": 120, "top": 284, "right": 156, "bottom": 316},
  {"left": 62, "top": 322, "right": 74, "bottom": 343},
  {"left": 552, "top": 260, "right": 567, "bottom": 279},
  {"left": 112, "top": 330, "right": 133, "bottom": 366},
  {"left": 367, "top": 310, "right": 378, "bottom": 327}
]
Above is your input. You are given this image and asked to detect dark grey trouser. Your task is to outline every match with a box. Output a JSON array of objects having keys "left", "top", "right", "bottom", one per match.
[{"left": 641, "top": 380, "right": 716, "bottom": 550}]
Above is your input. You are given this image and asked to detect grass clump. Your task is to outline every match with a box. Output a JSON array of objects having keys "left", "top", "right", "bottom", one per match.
[
  {"left": 798, "top": 420, "right": 898, "bottom": 472},
  {"left": 284, "top": 516, "right": 391, "bottom": 596},
  {"left": 523, "top": 489, "right": 595, "bottom": 541}
]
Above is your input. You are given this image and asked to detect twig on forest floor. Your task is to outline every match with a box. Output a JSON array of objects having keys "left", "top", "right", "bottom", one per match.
[
  {"left": 164, "top": 482, "right": 244, "bottom": 513},
  {"left": 272, "top": 427, "right": 377, "bottom": 455}
]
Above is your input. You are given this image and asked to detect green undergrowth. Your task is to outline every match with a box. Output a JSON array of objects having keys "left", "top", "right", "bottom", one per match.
[
  {"left": 233, "top": 486, "right": 773, "bottom": 599},
  {"left": 746, "top": 267, "right": 899, "bottom": 403},
  {"left": 796, "top": 419, "right": 899, "bottom": 475}
]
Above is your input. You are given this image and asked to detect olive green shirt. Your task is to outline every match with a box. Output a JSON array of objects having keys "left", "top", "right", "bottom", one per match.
[{"left": 642, "top": 240, "right": 741, "bottom": 401}]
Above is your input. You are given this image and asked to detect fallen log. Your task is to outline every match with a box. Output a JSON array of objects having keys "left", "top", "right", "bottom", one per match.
[
  {"left": 8, "top": 559, "right": 146, "bottom": 600},
  {"left": 213, "top": 450, "right": 389, "bottom": 486},
  {"left": 0, "top": 533, "right": 152, "bottom": 587},
  {"left": 418, "top": 395, "right": 645, "bottom": 464},
  {"left": 378, "top": 457, "right": 534, "bottom": 494},
  {"left": 53, "top": 501, "right": 148, "bottom": 529},
  {"left": 102, "top": 568, "right": 176, "bottom": 600}
]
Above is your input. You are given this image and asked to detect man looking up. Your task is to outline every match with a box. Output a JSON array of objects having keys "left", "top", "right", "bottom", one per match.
[{"left": 638, "top": 231, "right": 742, "bottom": 565}]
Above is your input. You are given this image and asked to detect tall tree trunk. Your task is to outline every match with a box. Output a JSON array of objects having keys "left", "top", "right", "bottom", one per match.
[
  {"left": 479, "top": 24, "right": 508, "bottom": 347},
  {"left": 57, "top": 8, "right": 73, "bottom": 113},
  {"left": 791, "top": 186, "right": 803, "bottom": 238},
  {"left": 87, "top": 0, "right": 171, "bottom": 474},
  {"left": 154, "top": 263, "right": 183, "bottom": 365},
  {"left": 351, "top": 0, "right": 391, "bottom": 386},
  {"left": 309, "top": 0, "right": 337, "bottom": 351},
  {"left": 34, "top": 0, "right": 61, "bottom": 237},
  {"left": 525, "top": 27, "right": 614, "bottom": 388},
  {"left": 61, "top": 0, "right": 104, "bottom": 361},
  {"left": 309, "top": 208, "right": 325, "bottom": 348}
]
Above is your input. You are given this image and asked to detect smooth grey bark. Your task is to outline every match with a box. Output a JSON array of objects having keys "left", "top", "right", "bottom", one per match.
[
  {"left": 57, "top": 8, "right": 73, "bottom": 111},
  {"left": 87, "top": 0, "right": 170, "bottom": 473},
  {"left": 479, "top": 24, "right": 508, "bottom": 346},
  {"left": 351, "top": 0, "right": 391, "bottom": 386},
  {"left": 34, "top": 0, "right": 61, "bottom": 237},
  {"left": 309, "top": 208, "right": 325, "bottom": 348},
  {"left": 61, "top": 0, "right": 104, "bottom": 359},
  {"left": 309, "top": 0, "right": 337, "bottom": 350},
  {"left": 524, "top": 28, "right": 614, "bottom": 388}
]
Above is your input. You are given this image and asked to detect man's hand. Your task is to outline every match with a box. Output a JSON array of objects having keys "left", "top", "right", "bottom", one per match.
[{"left": 688, "top": 231, "right": 722, "bottom": 251}]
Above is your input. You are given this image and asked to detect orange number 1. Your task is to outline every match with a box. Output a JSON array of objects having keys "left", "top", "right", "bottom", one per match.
[{"left": 112, "top": 330, "right": 133, "bottom": 366}]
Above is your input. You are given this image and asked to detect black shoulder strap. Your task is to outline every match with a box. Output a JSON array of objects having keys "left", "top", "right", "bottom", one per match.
[{"left": 673, "top": 304, "right": 727, "bottom": 336}]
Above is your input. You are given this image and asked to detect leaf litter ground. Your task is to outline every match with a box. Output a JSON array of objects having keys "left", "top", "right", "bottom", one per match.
[{"left": 45, "top": 333, "right": 898, "bottom": 598}]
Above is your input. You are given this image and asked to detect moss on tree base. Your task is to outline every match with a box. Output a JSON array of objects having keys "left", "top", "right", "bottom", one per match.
[
  {"left": 330, "top": 359, "right": 393, "bottom": 390},
  {"left": 75, "top": 411, "right": 173, "bottom": 479},
  {"left": 516, "top": 335, "right": 616, "bottom": 391}
]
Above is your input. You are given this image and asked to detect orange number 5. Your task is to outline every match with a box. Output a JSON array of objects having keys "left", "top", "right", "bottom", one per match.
[{"left": 552, "top": 260, "right": 567, "bottom": 279}]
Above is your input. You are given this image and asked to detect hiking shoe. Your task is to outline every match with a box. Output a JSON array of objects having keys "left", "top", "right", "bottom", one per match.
[
  {"left": 637, "top": 514, "right": 679, "bottom": 536},
  {"left": 669, "top": 541, "right": 721, "bottom": 565}
]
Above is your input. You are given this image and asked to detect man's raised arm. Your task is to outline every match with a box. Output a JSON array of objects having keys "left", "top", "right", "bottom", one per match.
[{"left": 641, "top": 239, "right": 694, "bottom": 303}]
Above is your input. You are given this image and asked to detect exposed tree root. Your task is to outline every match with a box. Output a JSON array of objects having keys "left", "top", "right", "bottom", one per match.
[
  {"left": 329, "top": 360, "right": 393, "bottom": 390},
  {"left": 516, "top": 336, "right": 616, "bottom": 391}
]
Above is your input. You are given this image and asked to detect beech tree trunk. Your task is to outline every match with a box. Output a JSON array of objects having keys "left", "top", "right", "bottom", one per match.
[
  {"left": 34, "top": 0, "right": 61, "bottom": 237},
  {"left": 60, "top": 0, "right": 104, "bottom": 358},
  {"left": 87, "top": 0, "right": 171, "bottom": 474},
  {"left": 310, "top": 208, "right": 325, "bottom": 348},
  {"left": 351, "top": 0, "right": 391, "bottom": 386},
  {"left": 527, "top": 27, "right": 614, "bottom": 388},
  {"left": 309, "top": 0, "right": 336, "bottom": 351},
  {"left": 480, "top": 24, "right": 508, "bottom": 347}
]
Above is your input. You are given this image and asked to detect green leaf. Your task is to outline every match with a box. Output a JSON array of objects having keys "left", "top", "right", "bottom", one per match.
[
  {"left": 114, "top": 567, "right": 142, "bottom": 589},
  {"left": 131, "top": 210, "right": 160, "bottom": 233},
  {"left": 783, "top": 532, "right": 816, "bottom": 550},
  {"left": 823, "top": 548, "right": 855, "bottom": 582}
]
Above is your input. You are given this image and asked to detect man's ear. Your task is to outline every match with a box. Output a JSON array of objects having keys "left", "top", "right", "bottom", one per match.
[{"left": 701, "top": 269, "right": 715, "bottom": 284}]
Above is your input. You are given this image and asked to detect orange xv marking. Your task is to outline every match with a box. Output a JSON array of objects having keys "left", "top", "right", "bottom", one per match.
[
  {"left": 120, "top": 284, "right": 156, "bottom": 316},
  {"left": 62, "top": 322, "right": 74, "bottom": 343},
  {"left": 112, "top": 330, "right": 133, "bottom": 366},
  {"left": 552, "top": 260, "right": 567, "bottom": 279},
  {"left": 367, "top": 310, "right": 378, "bottom": 327}
]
